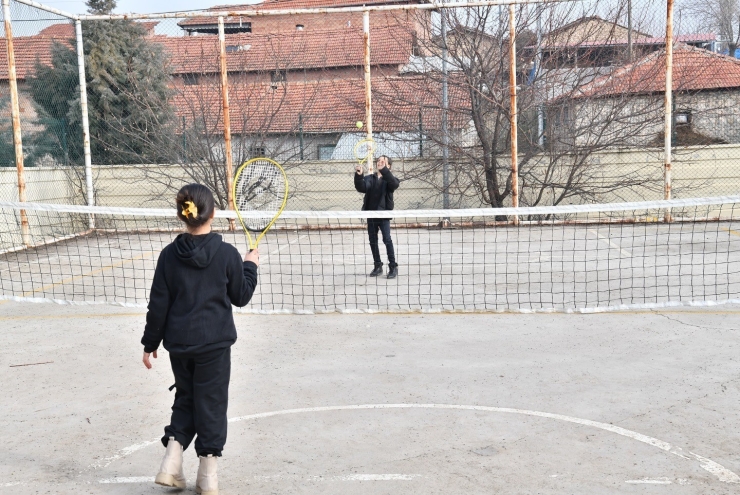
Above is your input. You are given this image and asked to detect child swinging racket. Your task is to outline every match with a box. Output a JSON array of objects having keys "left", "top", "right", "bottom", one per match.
[{"left": 232, "top": 157, "right": 289, "bottom": 251}]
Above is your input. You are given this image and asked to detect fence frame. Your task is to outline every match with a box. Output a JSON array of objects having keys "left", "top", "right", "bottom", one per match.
[{"left": 3, "top": 0, "right": 679, "bottom": 226}]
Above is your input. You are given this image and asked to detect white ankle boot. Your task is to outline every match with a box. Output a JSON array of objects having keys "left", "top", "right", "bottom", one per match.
[
  {"left": 154, "top": 437, "right": 186, "bottom": 489},
  {"left": 195, "top": 454, "right": 218, "bottom": 495}
]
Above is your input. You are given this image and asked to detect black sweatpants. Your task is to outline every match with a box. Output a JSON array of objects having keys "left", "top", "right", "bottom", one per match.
[
  {"left": 163, "top": 346, "right": 231, "bottom": 457},
  {"left": 367, "top": 219, "right": 396, "bottom": 267}
]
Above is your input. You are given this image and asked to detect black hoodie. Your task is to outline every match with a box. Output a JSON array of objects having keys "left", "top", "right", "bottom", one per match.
[
  {"left": 354, "top": 166, "right": 400, "bottom": 211},
  {"left": 141, "top": 232, "right": 258, "bottom": 353}
]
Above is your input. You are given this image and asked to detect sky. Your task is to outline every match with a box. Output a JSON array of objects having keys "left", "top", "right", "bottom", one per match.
[{"left": 39, "top": 0, "right": 259, "bottom": 15}]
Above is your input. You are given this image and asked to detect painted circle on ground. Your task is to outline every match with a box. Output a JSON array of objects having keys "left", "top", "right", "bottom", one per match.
[{"left": 95, "top": 403, "right": 740, "bottom": 484}]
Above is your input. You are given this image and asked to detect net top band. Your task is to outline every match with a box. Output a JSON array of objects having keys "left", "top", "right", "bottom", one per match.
[{"left": 1, "top": 195, "right": 739, "bottom": 219}]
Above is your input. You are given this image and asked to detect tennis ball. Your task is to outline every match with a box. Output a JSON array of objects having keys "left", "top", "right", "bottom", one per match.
[{"left": 356, "top": 121, "right": 364, "bottom": 129}]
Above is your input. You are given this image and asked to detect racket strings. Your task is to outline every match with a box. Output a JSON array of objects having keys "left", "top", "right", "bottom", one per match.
[
  {"left": 234, "top": 160, "right": 287, "bottom": 232},
  {"left": 354, "top": 139, "right": 375, "bottom": 164}
]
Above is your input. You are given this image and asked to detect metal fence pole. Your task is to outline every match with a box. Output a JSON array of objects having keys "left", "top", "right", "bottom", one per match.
[
  {"left": 299, "top": 113, "right": 304, "bottom": 160},
  {"left": 664, "top": 0, "right": 673, "bottom": 222},
  {"left": 363, "top": 10, "right": 374, "bottom": 174},
  {"left": 3, "top": 0, "right": 30, "bottom": 245},
  {"left": 441, "top": 8, "right": 450, "bottom": 210},
  {"left": 509, "top": 3, "right": 519, "bottom": 225},
  {"left": 536, "top": 5, "right": 544, "bottom": 147},
  {"left": 218, "top": 16, "right": 235, "bottom": 228},
  {"left": 418, "top": 108, "right": 423, "bottom": 158},
  {"left": 627, "top": 0, "right": 633, "bottom": 63},
  {"left": 75, "top": 19, "right": 94, "bottom": 227}
]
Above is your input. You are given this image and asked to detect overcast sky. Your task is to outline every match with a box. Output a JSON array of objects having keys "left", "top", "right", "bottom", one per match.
[{"left": 40, "top": 0, "right": 258, "bottom": 15}]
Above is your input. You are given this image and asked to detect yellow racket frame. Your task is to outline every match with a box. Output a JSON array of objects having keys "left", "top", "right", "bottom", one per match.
[
  {"left": 354, "top": 138, "right": 375, "bottom": 170},
  {"left": 232, "top": 157, "right": 289, "bottom": 250}
]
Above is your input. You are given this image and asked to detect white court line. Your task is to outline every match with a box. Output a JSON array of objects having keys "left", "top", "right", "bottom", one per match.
[
  {"left": 259, "top": 474, "right": 422, "bottom": 481},
  {"left": 587, "top": 229, "right": 632, "bottom": 257},
  {"left": 263, "top": 234, "right": 308, "bottom": 258},
  {"left": 687, "top": 452, "right": 740, "bottom": 483},
  {"left": 93, "top": 404, "right": 740, "bottom": 484},
  {"left": 625, "top": 478, "right": 672, "bottom": 484},
  {"left": 98, "top": 474, "right": 421, "bottom": 484},
  {"left": 99, "top": 476, "right": 153, "bottom": 484},
  {"left": 337, "top": 474, "right": 420, "bottom": 481},
  {"left": 90, "top": 440, "right": 159, "bottom": 469}
]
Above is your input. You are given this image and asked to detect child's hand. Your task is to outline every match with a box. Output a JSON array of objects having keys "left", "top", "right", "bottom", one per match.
[
  {"left": 143, "top": 350, "right": 157, "bottom": 369},
  {"left": 245, "top": 248, "right": 259, "bottom": 267},
  {"left": 355, "top": 164, "right": 363, "bottom": 175}
]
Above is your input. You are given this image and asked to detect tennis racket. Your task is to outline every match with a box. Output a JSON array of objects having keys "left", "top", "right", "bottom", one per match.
[
  {"left": 354, "top": 138, "right": 375, "bottom": 173},
  {"left": 232, "top": 157, "right": 288, "bottom": 251}
]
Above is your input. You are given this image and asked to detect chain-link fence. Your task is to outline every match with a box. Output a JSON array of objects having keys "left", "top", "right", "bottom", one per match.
[{"left": 1, "top": 0, "right": 739, "bottom": 212}]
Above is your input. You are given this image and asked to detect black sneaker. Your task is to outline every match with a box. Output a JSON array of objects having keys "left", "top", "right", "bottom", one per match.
[
  {"left": 369, "top": 265, "right": 383, "bottom": 277},
  {"left": 387, "top": 266, "right": 398, "bottom": 279}
]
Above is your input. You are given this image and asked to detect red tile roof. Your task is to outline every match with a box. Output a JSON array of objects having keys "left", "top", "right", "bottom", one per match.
[
  {"left": 572, "top": 44, "right": 740, "bottom": 98},
  {"left": 37, "top": 21, "right": 159, "bottom": 38},
  {"left": 36, "top": 23, "right": 76, "bottom": 38},
  {"left": 543, "top": 33, "right": 718, "bottom": 49},
  {"left": 0, "top": 24, "right": 410, "bottom": 81},
  {"left": 0, "top": 37, "right": 60, "bottom": 80},
  {"left": 179, "top": 0, "right": 424, "bottom": 27},
  {"left": 172, "top": 75, "right": 469, "bottom": 134},
  {"left": 255, "top": 0, "right": 422, "bottom": 9},
  {"left": 160, "top": 25, "right": 412, "bottom": 74}
]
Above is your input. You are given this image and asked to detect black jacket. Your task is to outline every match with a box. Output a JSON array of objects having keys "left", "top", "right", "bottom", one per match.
[
  {"left": 354, "top": 167, "right": 400, "bottom": 211},
  {"left": 141, "top": 233, "right": 258, "bottom": 353}
]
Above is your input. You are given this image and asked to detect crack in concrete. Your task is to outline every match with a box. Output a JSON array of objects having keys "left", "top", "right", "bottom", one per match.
[{"left": 652, "top": 312, "right": 724, "bottom": 331}]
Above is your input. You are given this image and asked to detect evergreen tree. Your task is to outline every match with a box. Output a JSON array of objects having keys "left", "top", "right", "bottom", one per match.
[
  {"left": 28, "top": 43, "right": 82, "bottom": 166},
  {"left": 0, "top": 96, "right": 16, "bottom": 166},
  {"left": 28, "top": 0, "right": 174, "bottom": 165}
]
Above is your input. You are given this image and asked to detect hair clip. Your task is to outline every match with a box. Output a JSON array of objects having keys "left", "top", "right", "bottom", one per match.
[{"left": 182, "top": 201, "right": 198, "bottom": 219}]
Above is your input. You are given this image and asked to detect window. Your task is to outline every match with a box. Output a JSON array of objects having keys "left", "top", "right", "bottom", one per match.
[
  {"left": 183, "top": 74, "right": 199, "bottom": 86},
  {"left": 271, "top": 70, "right": 287, "bottom": 83},
  {"left": 184, "top": 22, "right": 251, "bottom": 35},
  {"left": 296, "top": 24, "right": 305, "bottom": 31},
  {"left": 317, "top": 145, "right": 336, "bottom": 161},
  {"left": 226, "top": 44, "right": 251, "bottom": 53},
  {"left": 223, "top": 22, "right": 251, "bottom": 34},
  {"left": 249, "top": 145, "right": 267, "bottom": 158},
  {"left": 675, "top": 111, "right": 692, "bottom": 126}
]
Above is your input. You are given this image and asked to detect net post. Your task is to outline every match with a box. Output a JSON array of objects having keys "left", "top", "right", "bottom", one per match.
[
  {"left": 663, "top": 0, "right": 673, "bottom": 223},
  {"left": 363, "top": 10, "right": 374, "bottom": 174},
  {"left": 441, "top": 7, "right": 450, "bottom": 214},
  {"left": 218, "top": 16, "right": 236, "bottom": 230},
  {"left": 3, "top": 0, "right": 30, "bottom": 246},
  {"left": 509, "top": 2, "right": 519, "bottom": 226},
  {"left": 75, "top": 19, "right": 95, "bottom": 228}
]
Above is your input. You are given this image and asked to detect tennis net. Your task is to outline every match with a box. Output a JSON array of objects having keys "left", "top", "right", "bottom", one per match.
[{"left": 2, "top": 197, "right": 740, "bottom": 313}]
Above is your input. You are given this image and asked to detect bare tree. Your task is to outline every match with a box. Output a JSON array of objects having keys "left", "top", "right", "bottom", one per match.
[
  {"left": 134, "top": 31, "right": 352, "bottom": 209},
  {"left": 378, "top": 0, "right": 666, "bottom": 209},
  {"left": 684, "top": 0, "right": 740, "bottom": 57}
]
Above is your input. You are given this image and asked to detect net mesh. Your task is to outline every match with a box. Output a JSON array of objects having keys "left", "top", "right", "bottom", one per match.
[{"left": 2, "top": 197, "right": 740, "bottom": 313}]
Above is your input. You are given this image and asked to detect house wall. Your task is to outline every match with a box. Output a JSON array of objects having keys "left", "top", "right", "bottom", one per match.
[
  {"left": 683, "top": 90, "right": 740, "bottom": 143},
  {"left": 553, "top": 89, "right": 740, "bottom": 149},
  {"left": 211, "top": 10, "right": 429, "bottom": 37}
]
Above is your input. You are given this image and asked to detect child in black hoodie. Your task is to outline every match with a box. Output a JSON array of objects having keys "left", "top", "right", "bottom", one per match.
[
  {"left": 141, "top": 184, "right": 258, "bottom": 495},
  {"left": 354, "top": 155, "right": 400, "bottom": 278}
]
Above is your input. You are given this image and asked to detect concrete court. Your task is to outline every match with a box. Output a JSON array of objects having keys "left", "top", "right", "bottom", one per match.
[{"left": 1, "top": 300, "right": 739, "bottom": 494}]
